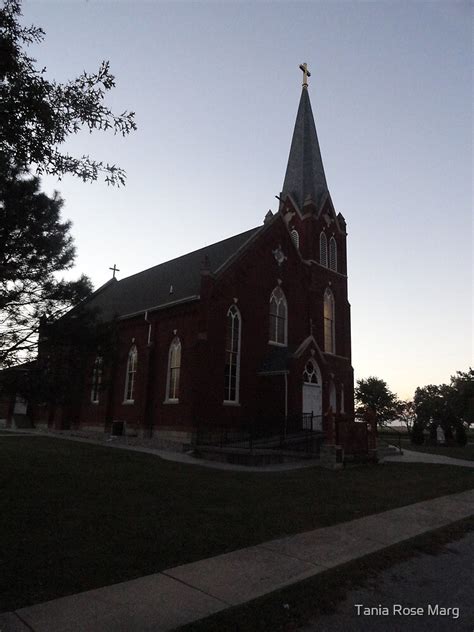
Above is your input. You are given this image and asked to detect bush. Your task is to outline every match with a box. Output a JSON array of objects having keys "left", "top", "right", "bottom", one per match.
[
  {"left": 455, "top": 424, "right": 468, "bottom": 447},
  {"left": 411, "top": 421, "right": 425, "bottom": 445}
]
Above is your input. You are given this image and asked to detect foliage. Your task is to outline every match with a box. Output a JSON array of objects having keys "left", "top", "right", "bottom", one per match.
[
  {"left": 0, "top": 163, "right": 92, "bottom": 368},
  {"left": 411, "top": 420, "right": 425, "bottom": 445},
  {"left": 414, "top": 372, "right": 472, "bottom": 440},
  {"left": 33, "top": 313, "right": 117, "bottom": 407},
  {"left": 355, "top": 377, "right": 401, "bottom": 427},
  {"left": 0, "top": 0, "right": 136, "bottom": 185},
  {"left": 455, "top": 424, "right": 468, "bottom": 447},
  {"left": 398, "top": 399, "right": 416, "bottom": 434},
  {"left": 450, "top": 368, "right": 474, "bottom": 424}
]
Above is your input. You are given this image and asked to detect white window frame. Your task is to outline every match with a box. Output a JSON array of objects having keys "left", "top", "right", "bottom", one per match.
[
  {"left": 329, "top": 236, "right": 337, "bottom": 271},
  {"left": 323, "top": 288, "right": 335, "bottom": 354},
  {"left": 290, "top": 229, "right": 300, "bottom": 250},
  {"left": 320, "top": 231, "right": 328, "bottom": 267},
  {"left": 90, "top": 355, "right": 103, "bottom": 404},
  {"left": 165, "top": 336, "right": 181, "bottom": 403},
  {"left": 224, "top": 305, "right": 242, "bottom": 404},
  {"left": 302, "top": 358, "right": 321, "bottom": 385},
  {"left": 269, "top": 286, "right": 288, "bottom": 346},
  {"left": 124, "top": 345, "right": 137, "bottom": 403}
]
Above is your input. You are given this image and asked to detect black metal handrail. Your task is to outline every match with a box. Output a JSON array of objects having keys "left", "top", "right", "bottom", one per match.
[
  {"left": 195, "top": 413, "right": 324, "bottom": 453},
  {"left": 377, "top": 427, "right": 404, "bottom": 454}
]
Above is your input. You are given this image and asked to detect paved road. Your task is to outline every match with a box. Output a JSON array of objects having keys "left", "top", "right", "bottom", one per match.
[{"left": 303, "top": 530, "right": 474, "bottom": 631}]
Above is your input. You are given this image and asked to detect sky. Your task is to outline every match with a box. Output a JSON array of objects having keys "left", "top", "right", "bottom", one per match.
[{"left": 19, "top": 0, "right": 472, "bottom": 399}]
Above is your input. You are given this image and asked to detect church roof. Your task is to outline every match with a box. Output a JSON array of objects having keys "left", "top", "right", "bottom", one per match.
[
  {"left": 281, "top": 87, "right": 328, "bottom": 212},
  {"left": 83, "top": 227, "right": 261, "bottom": 321}
]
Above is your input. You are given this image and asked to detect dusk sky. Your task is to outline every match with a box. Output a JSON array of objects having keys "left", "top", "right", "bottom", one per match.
[{"left": 20, "top": 1, "right": 472, "bottom": 399}]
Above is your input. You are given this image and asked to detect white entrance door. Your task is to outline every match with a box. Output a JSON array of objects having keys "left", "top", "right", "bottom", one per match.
[
  {"left": 13, "top": 396, "right": 27, "bottom": 415},
  {"left": 302, "top": 359, "right": 323, "bottom": 430}
]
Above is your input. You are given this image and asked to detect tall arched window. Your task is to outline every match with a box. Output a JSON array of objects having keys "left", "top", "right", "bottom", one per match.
[
  {"left": 269, "top": 287, "right": 287, "bottom": 345},
  {"left": 91, "top": 356, "right": 103, "bottom": 404},
  {"left": 124, "top": 345, "right": 137, "bottom": 402},
  {"left": 224, "top": 305, "right": 241, "bottom": 403},
  {"left": 320, "top": 231, "right": 328, "bottom": 267},
  {"left": 340, "top": 384, "right": 345, "bottom": 413},
  {"left": 329, "top": 380, "right": 337, "bottom": 411},
  {"left": 323, "top": 289, "right": 335, "bottom": 354},
  {"left": 329, "top": 237, "right": 337, "bottom": 272},
  {"left": 166, "top": 337, "right": 181, "bottom": 401},
  {"left": 290, "top": 229, "right": 300, "bottom": 250}
]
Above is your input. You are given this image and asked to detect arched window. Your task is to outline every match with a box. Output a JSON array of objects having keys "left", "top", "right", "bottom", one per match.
[
  {"left": 303, "top": 360, "right": 320, "bottom": 384},
  {"left": 329, "top": 237, "right": 337, "bottom": 272},
  {"left": 323, "top": 289, "right": 335, "bottom": 354},
  {"left": 166, "top": 337, "right": 181, "bottom": 401},
  {"left": 91, "top": 356, "right": 103, "bottom": 403},
  {"left": 224, "top": 305, "right": 241, "bottom": 403},
  {"left": 329, "top": 380, "right": 337, "bottom": 411},
  {"left": 269, "top": 287, "right": 287, "bottom": 345},
  {"left": 320, "top": 231, "right": 328, "bottom": 267},
  {"left": 290, "top": 229, "right": 300, "bottom": 250},
  {"left": 340, "top": 384, "right": 345, "bottom": 413},
  {"left": 124, "top": 345, "right": 137, "bottom": 402}
]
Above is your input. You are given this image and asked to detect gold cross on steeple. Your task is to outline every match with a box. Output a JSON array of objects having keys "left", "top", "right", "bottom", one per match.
[{"left": 299, "top": 62, "right": 311, "bottom": 88}]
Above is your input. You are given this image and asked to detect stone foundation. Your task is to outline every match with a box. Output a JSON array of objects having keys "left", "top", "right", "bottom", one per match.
[{"left": 320, "top": 444, "right": 344, "bottom": 469}]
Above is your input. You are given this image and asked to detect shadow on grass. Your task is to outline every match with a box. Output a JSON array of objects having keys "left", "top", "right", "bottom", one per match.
[{"left": 1, "top": 436, "right": 473, "bottom": 612}]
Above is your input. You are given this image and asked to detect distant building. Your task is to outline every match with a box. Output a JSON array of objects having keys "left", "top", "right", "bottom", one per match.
[{"left": 2, "top": 69, "right": 355, "bottom": 450}]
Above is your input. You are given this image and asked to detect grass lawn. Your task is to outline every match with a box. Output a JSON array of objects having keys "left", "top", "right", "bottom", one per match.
[{"left": 1, "top": 436, "right": 474, "bottom": 612}]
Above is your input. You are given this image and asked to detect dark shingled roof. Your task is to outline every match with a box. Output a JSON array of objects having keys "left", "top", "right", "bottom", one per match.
[
  {"left": 281, "top": 88, "right": 328, "bottom": 212},
  {"left": 85, "top": 227, "right": 261, "bottom": 321}
]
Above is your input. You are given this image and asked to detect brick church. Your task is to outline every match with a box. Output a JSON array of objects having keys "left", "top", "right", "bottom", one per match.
[{"left": 13, "top": 65, "right": 355, "bottom": 447}]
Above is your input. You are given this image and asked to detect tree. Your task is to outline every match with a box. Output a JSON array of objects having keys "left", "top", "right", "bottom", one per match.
[
  {"left": 355, "top": 377, "right": 401, "bottom": 427},
  {"left": 0, "top": 163, "right": 92, "bottom": 368},
  {"left": 398, "top": 399, "right": 416, "bottom": 434},
  {"left": 450, "top": 368, "right": 474, "bottom": 424},
  {"left": 411, "top": 419, "right": 425, "bottom": 445},
  {"left": 413, "top": 384, "right": 444, "bottom": 429},
  {"left": 414, "top": 381, "right": 467, "bottom": 442},
  {"left": 0, "top": 0, "right": 136, "bottom": 185}
]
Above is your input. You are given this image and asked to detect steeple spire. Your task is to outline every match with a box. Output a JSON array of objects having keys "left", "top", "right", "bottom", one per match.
[{"left": 281, "top": 64, "right": 328, "bottom": 212}]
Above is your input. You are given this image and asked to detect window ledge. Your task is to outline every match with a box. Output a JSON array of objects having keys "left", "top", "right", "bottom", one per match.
[
  {"left": 164, "top": 399, "right": 179, "bottom": 405},
  {"left": 122, "top": 400, "right": 135, "bottom": 405},
  {"left": 268, "top": 341, "right": 287, "bottom": 347},
  {"left": 91, "top": 401, "right": 99, "bottom": 405},
  {"left": 223, "top": 401, "right": 241, "bottom": 407}
]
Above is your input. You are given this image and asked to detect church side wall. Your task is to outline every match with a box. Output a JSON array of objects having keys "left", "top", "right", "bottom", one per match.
[{"left": 72, "top": 211, "right": 353, "bottom": 442}]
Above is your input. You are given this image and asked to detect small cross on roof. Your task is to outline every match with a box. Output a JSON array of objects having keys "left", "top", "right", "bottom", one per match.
[{"left": 109, "top": 264, "right": 120, "bottom": 279}]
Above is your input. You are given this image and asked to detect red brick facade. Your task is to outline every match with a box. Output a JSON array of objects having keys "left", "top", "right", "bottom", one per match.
[
  {"left": 26, "top": 196, "right": 354, "bottom": 444},
  {"left": 1, "top": 83, "right": 356, "bottom": 447}
]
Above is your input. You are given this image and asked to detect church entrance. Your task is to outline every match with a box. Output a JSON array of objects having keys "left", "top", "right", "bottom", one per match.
[{"left": 302, "top": 359, "right": 322, "bottom": 430}]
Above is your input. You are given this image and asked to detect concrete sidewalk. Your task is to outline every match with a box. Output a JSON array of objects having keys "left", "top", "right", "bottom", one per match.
[
  {"left": 0, "top": 428, "right": 319, "bottom": 472},
  {"left": 384, "top": 447, "right": 474, "bottom": 468},
  {"left": 2, "top": 489, "right": 473, "bottom": 632},
  {"left": 6, "top": 428, "right": 474, "bottom": 471}
]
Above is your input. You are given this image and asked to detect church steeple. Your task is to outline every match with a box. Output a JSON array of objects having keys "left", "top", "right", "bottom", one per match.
[{"left": 281, "top": 64, "right": 328, "bottom": 213}]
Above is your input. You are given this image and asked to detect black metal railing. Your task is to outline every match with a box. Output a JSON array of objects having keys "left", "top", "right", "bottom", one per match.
[
  {"left": 377, "top": 427, "right": 404, "bottom": 454},
  {"left": 195, "top": 413, "right": 324, "bottom": 454}
]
